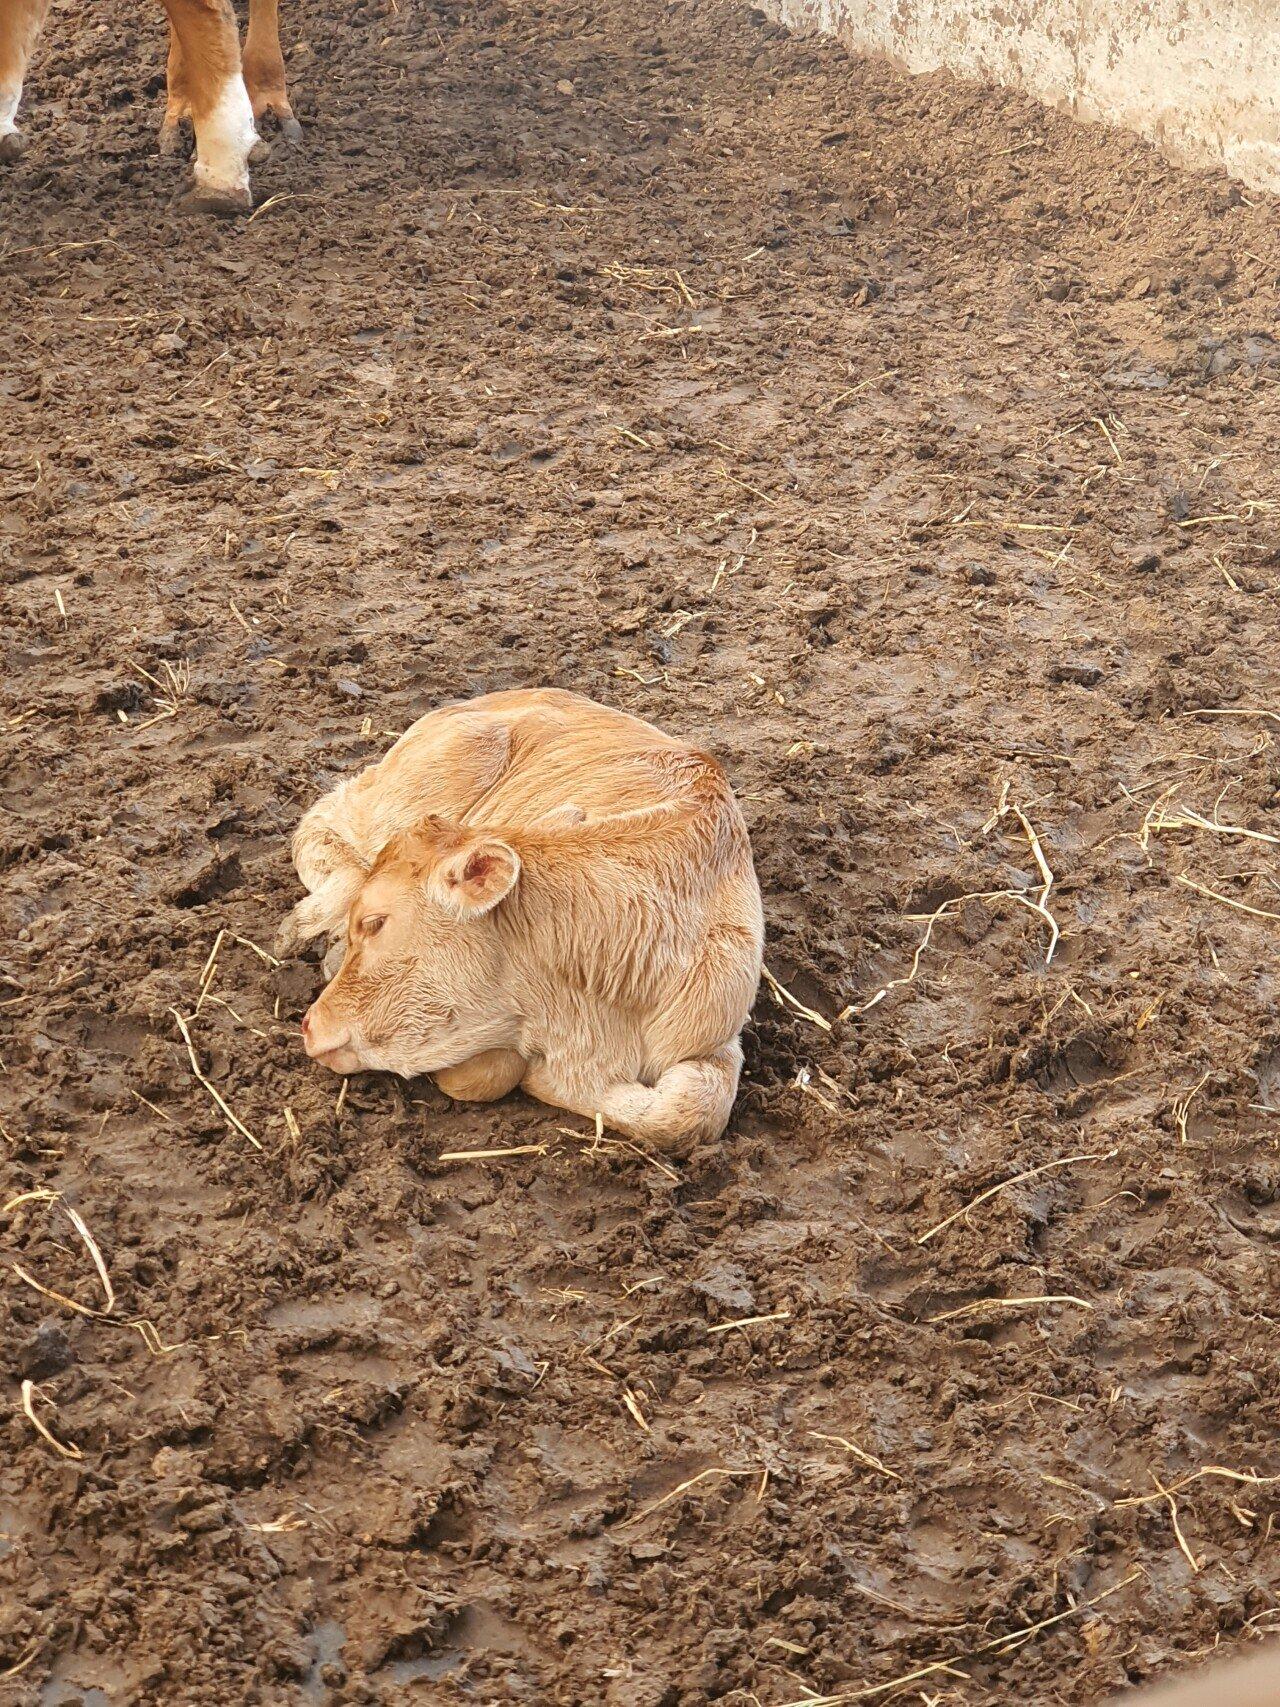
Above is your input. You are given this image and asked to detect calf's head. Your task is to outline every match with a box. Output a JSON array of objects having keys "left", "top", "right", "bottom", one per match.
[{"left": 301, "top": 816, "right": 521, "bottom": 1078}]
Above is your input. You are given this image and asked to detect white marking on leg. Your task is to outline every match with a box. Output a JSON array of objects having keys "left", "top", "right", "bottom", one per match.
[
  {"left": 0, "top": 83, "right": 21, "bottom": 141},
  {"left": 193, "top": 75, "right": 258, "bottom": 199}
]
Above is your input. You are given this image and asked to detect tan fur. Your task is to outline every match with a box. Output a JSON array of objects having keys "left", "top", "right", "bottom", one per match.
[
  {"left": 285, "top": 690, "right": 764, "bottom": 1147},
  {"left": 1107, "top": 1646, "right": 1280, "bottom": 1705}
]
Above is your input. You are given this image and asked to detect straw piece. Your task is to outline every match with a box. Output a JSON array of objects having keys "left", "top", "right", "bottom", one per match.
[
  {"left": 772, "top": 1568, "right": 1143, "bottom": 1705},
  {"left": 20, "top": 1380, "right": 82, "bottom": 1460},
  {"left": 171, "top": 1008, "right": 263, "bottom": 1150}
]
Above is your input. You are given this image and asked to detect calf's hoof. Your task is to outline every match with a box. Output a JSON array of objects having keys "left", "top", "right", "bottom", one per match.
[
  {"left": 0, "top": 132, "right": 24, "bottom": 164},
  {"left": 248, "top": 137, "right": 271, "bottom": 165},
  {"left": 279, "top": 115, "right": 303, "bottom": 147},
  {"left": 180, "top": 183, "right": 254, "bottom": 216}
]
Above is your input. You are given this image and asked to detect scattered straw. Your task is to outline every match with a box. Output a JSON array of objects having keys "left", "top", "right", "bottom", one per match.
[
  {"left": 986, "top": 785, "right": 1061, "bottom": 963},
  {"left": 1152, "top": 1472, "right": 1201, "bottom": 1573},
  {"left": 437, "top": 1142, "right": 550, "bottom": 1162},
  {"left": 0, "top": 1638, "right": 43, "bottom": 1681},
  {"left": 1176, "top": 874, "right": 1280, "bottom": 923},
  {"left": 1173, "top": 1071, "right": 1211, "bottom": 1145},
  {"left": 762, "top": 965, "right": 832, "bottom": 1031},
  {"left": 128, "top": 1086, "right": 174, "bottom": 1125},
  {"left": 1115, "top": 1466, "right": 1280, "bottom": 1509},
  {"left": 928, "top": 1294, "right": 1093, "bottom": 1324},
  {"left": 917, "top": 1149, "right": 1116, "bottom": 1245},
  {"left": 20, "top": 1380, "right": 82, "bottom": 1460},
  {"left": 4, "top": 1188, "right": 115, "bottom": 1315},
  {"left": 708, "top": 1310, "right": 792, "bottom": 1334},
  {"left": 1147, "top": 802, "right": 1280, "bottom": 848},
  {"left": 171, "top": 1008, "right": 262, "bottom": 1150},
  {"left": 810, "top": 1430, "right": 900, "bottom": 1481},
  {"left": 839, "top": 887, "right": 1019, "bottom": 1020},
  {"left": 194, "top": 928, "right": 226, "bottom": 1017},
  {"left": 125, "top": 657, "right": 191, "bottom": 731},
  {"left": 622, "top": 1388, "right": 651, "bottom": 1433},
  {"left": 772, "top": 1568, "right": 1143, "bottom": 1705},
  {"left": 1181, "top": 706, "right": 1280, "bottom": 729},
  {"left": 231, "top": 933, "right": 281, "bottom": 968},
  {"left": 621, "top": 1466, "right": 757, "bottom": 1529}
]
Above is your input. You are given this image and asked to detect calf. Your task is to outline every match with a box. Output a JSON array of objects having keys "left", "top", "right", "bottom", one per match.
[
  {"left": 1109, "top": 1644, "right": 1280, "bottom": 1703},
  {"left": 0, "top": 0, "right": 298, "bottom": 210},
  {"left": 280, "top": 689, "right": 764, "bottom": 1147}
]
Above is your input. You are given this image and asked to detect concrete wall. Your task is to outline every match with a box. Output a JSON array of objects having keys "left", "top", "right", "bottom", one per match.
[{"left": 763, "top": 0, "right": 1280, "bottom": 192}]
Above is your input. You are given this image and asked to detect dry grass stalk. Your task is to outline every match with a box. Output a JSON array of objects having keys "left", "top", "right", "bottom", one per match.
[
  {"left": 809, "top": 1429, "right": 900, "bottom": 1481},
  {"left": 986, "top": 785, "right": 1061, "bottom": 963},
  {"left": 20, "top": 1379, "right": 82, "bottom": 1460},
  {"left": 762, "top": 965, "right": 832, "bottom": 1031},
  {"left": 708, "top": 1310, "right": 791, "bottom": 1334},
  {"left": 622, "top": 1388, "right": 651, "bottom": 1433},
  {"left": 171, "top": 1008, "right": 263, "bottom": 1150},
  {"left": 126, "top": 657, "right": 192, "bottom": 731},
  {"left": 231, "top": 933, "right": 281, "bottom": 968},
  {"left": 1176, "top": 873, "right": 1280, "bottom": 923},
  {"left": 1173, "top": 1071, "right": 1211, "bottom": 1145},
  {"left": 839, "top": 886, "right": 1018, "bottom": 1020},
  {"left": 928, "top": 1293, "right": 1093, "bottom": 1324},
  {"left": 194, "top": 928, "right": 226, "bottom": 1017},
  {"left": 1181, "top": 706, "right": 1280, "bottom": 729},
  {"left": 917, "top": 1148, "right": 1117, "bottom": 1245},
  {"left": 772, "top": 1568, "right": 1143, "bottom": 1706},
  {"left": 563, "top": 1122, "right": 681, "bottom": 1183},
  {"left": 437, "top": 1142, "right": 550, "bottom": 1162},
  {"left": 793, "top": 1066, "right": 843, "bottom": 1115},
  {"left": 621, "top": 1466, "right": 757, "bottom": 1529},
  {"left": 1114, "top": 1465, "right": 1280, "bottom": 1508},
  {"left": 1145, "top": 799, "right": 1280, "bottom": 849},
  {"left": 128, "top": 1086, "right": 174, "bottom": 1124},
  {"left": 0, "top": 1638, "right": 43, "bottom": 1681},
  {"left": 4, "top": 1188, "right": 116, "bottom": 1315},
  {"left": 1152, "top": 1472, "right": 1201, "bottom": 1573}
]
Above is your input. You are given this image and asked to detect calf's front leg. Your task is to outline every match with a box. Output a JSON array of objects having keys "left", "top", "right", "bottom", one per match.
[
  {"left": 243, "top": 0, "right": 301, "bottom": 143},
  {"left": 0, "top": 0, "right": 53, "bottom": 162},
  {"left": 158, "top": 0, "right": 259, "bottom": 211}
]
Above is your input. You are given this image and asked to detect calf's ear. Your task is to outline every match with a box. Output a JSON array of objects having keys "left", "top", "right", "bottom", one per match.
[{"left": 428, "top": 835, "right": 521, "bottom": 917}]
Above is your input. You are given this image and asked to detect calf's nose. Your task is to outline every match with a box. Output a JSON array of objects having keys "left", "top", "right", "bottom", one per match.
[{"left": 301, "top": 1003, "right": 350, "bottom": 1061}]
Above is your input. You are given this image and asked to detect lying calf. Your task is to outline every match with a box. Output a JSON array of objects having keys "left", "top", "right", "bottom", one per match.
[{"left": 280, "top": 689, "right": 763, "bottom": 1146}]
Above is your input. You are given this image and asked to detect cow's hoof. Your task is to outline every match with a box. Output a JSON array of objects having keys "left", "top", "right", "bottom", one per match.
[
  {"left": 180, "top": 183, "right": 254, "bottom": 216},
  {"left": 280, "top": 116, "right": 303, "bottom": 147},
  {"left": 248, "top": 136, "right": 271, "bottom": 165},
  {"left": 0, "top": 132, "right": 24, "bottom": 164}
]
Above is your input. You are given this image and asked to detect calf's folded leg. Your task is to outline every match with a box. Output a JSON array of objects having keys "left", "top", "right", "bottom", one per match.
[
  {"left": 523, "top": 1041, "right": 743, "bottom": 1147},
  {"left": 434, "top": 1049, "right": 526, "bottom": 1103}
]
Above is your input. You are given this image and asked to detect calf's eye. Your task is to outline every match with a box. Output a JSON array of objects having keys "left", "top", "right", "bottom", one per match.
[{"left": 360, "top": 914, "right": 387, "bottom": 938}]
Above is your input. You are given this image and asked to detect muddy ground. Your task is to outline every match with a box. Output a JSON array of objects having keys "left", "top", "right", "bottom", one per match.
[{"left": 5, "top": 0, "right": 1280, "bottom": 1701}]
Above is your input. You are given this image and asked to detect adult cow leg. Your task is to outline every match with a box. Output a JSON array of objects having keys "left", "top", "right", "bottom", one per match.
[
  {"left": 158, "top": 0, "right": 259, "bottom": 211},
  {"left": 157, "top": 25, "right": 191, "bottom": 157},
  {"left": 243, "top": 0, "right": 301, "bottom": 144},
  {"left": 0, "top": 0, "right": 53, "bottom": 162}
]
